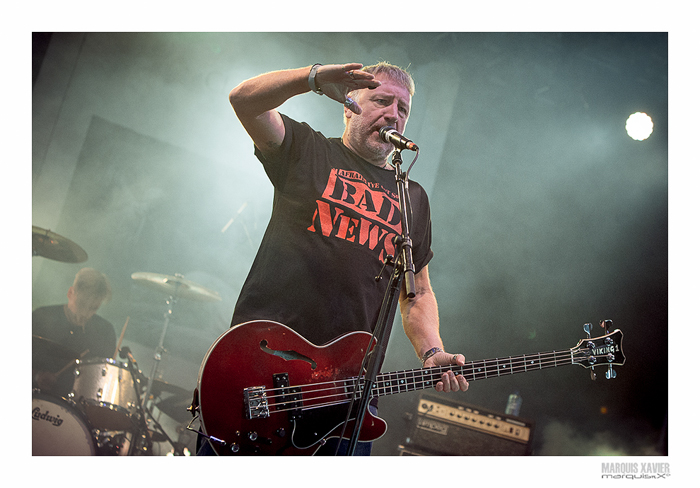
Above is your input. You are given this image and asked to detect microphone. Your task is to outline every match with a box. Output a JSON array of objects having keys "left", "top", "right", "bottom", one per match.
[{"left": 379, "top": 126, "right": 419, "bottom": 151}]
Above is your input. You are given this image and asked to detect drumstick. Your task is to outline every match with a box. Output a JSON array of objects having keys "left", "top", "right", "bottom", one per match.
[
  {"left": 113, "top": 316, "right": 130, "bottom": 359},
  {"left": 55, "top": 349, "right": 89, "bottom": 377}
]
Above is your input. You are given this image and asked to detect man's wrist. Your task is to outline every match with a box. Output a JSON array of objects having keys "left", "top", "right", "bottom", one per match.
[
  {"left": 308, "top": 64, "right": 323, "bottom": 95},
  {"left": 420, "top": 347, "right": 443, "bottom": 366}
]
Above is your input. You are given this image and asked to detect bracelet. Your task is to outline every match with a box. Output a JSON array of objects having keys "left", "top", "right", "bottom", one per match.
[
  {"left": 308, "top": 64, "right": 324, "bottom": 95},
  {"left": 420, "top": 347, "right": 442, "bottom": 366}
]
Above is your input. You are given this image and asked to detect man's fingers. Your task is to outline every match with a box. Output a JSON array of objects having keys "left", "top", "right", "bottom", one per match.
[{"left": 435, "top": 370, "right": 469, "bottom": 392}]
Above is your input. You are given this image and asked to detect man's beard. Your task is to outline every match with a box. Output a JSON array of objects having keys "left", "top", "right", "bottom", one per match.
[{"left": 346, "top": 118, "right": 392, "bottom": 165}]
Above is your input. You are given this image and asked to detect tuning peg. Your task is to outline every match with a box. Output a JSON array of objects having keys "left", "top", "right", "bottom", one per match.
[
  {"left": 605, "top": 365, "right": 617, "bottom": 380},
  {"left": 600, "top": 319, "right": 613, "bottom": 334},
  {"left": 590, "top": 368, "right": 597, "bottom": 381},
  {"left": 583, "top": 323, "right": 593, "bottom": 338}
]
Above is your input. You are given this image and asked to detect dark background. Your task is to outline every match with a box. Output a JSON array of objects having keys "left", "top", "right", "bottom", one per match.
[{"left": 31, "top": 32, "right": 667, "bottom": 457}]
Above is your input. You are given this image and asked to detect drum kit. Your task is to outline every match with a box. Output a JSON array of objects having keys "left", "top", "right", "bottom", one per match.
[{"left": 32, "top": 226, "right": 221, "bottom": 456}]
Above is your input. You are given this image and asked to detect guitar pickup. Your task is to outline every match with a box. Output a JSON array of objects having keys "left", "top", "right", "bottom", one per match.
[
  {"left": 243, "top": 386, "right": 269, "bottom": 419},
  {"left": 273, "top": 373, "right": 303, "bottom": 421}
]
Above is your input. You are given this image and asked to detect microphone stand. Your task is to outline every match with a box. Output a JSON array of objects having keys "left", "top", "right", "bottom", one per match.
[
  {"left": 393, "top": 149, "right": 416, "bottom": 299},
  {"left": 344, "top": 149, "right": 416, "bottom": 455}
]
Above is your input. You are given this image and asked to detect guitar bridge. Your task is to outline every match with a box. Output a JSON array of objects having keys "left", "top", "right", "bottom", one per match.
[{"left": 243, "top": 386, "right": 269, "bottom": 419}]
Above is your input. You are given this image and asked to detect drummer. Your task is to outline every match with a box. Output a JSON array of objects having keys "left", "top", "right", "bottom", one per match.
[{"left": 33, "top": 268, "right": 117, "bottom": 395}]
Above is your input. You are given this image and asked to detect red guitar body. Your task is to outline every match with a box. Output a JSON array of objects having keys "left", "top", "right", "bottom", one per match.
[
  {"left": 197, "top": 319, "right": 625, "bottom": 455},
  {"left": 197, "top": 320, "right": 385, "bottom": 455}
]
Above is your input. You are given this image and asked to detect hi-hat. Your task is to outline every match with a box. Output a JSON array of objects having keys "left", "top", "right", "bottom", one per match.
[
  {"left": 155, "top": 395, "right": 194, "bottom": 423},
  {"left": 32, "top": 226, "right": 88, "bottom": 263},
  {"left": 150, "top": 379, "right": 190, "bottom": 398},
  {"left": 131, "top": 272, "right": 222, "bottom": 302}
]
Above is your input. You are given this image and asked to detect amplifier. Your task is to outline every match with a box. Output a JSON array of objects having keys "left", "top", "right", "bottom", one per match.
[{"left": 399, "top": 394, "right": 534, "bottom": 456}]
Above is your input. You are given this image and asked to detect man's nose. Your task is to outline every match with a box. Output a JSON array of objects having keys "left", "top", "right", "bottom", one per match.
[{"left": 383, "top": 104, "right": 399, "bottom": 126}]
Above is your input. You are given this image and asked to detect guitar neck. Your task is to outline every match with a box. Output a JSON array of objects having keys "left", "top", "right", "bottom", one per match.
[{"left": 372, "top": 348, "right": 575, "bottom": 398}]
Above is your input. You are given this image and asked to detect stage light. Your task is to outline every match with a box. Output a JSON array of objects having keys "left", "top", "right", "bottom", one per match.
[{"left": 625, "top": 112, "right": 654, "bottom": 141}]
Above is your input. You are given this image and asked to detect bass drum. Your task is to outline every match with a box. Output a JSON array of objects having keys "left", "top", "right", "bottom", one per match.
[{"left": 32, "top": 392, "right": 96, "bottom": 456}]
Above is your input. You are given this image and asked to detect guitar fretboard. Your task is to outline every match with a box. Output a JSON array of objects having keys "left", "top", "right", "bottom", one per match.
[{"left": 371, "top": 348, "right": 575, "bottom": 397}]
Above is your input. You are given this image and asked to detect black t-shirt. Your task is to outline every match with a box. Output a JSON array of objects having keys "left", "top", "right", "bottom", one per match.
[
  {"left": 231, "top": 115, "right": 433, "bottom": 346},
  {"left": 32, "top": 304, "right": 117, "bottom": 395},
  {"left": 32, "top": 305, "right": 117, "bottom": 362}
]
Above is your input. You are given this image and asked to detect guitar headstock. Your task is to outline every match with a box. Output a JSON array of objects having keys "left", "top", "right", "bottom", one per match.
[{"left": 571, "top": 320, "right": 625, "bottom": 380}]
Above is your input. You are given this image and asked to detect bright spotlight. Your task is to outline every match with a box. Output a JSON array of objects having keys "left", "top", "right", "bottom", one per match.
[{"left": 625, "top": 112, "right": 654, "bottom": 141}]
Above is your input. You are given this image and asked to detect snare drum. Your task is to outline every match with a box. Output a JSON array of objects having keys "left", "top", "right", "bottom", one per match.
[
  {"left": 71, "top": 358, "right": 140, "bottom": 431},
  {"left": 32, "top": 392, "right": 96, "bottom": 456}
]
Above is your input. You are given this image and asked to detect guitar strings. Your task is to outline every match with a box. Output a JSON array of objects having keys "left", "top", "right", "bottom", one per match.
[
  {"left": 262, "top": 350, "right": 573, "bottom": 407},
  {"left": 256, "top": 348, "right": 605, "bottom": 416}
]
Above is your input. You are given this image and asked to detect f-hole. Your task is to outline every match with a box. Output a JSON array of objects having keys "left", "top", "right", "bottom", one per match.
[{"left": 259, "top": 340, "right": 317, "bottom": 369}]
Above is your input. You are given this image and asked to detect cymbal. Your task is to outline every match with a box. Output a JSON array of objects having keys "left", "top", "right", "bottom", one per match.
[
  {"left": 155, "top": 395, "right": 193, "bottom": 423},
  {"left": 32, "top": 226, "right": 88, "bottom": 263},
  {"left": 131, "top": 272, "right": 221, "bottom": 302},
  {"left": 150, "top": 379, "right": 190, "bottom": 398}
]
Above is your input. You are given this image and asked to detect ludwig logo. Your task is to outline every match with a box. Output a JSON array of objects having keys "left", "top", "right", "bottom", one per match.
[{"left": 32, "top": 407, "right": 64, "bottom": 427}]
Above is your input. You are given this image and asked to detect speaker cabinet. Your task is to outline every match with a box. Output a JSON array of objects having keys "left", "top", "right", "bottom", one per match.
[{"left": 399, "top": 393, "right": 534, "bottom": 456}]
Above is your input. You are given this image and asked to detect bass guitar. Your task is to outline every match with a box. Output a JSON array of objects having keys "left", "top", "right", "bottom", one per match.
[{"left": 196, "top": 320, "right": 624, "bottom": 455}]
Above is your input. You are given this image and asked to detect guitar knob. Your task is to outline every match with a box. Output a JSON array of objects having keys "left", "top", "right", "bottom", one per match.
[
  {"left": 276, "top": 428, "right": 287, "bottom": 438},
  {"left": 230, "top": 443, "right": 240, "bottom": 453},
  {"left": 248, "top": 431, "right": 258, "bottom": 441}
]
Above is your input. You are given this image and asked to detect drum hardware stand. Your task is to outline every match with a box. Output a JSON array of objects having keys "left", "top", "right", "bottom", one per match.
[
  {"left": 136, "top": 292, "right": 190, "bottom": 455},
  {"left": 128, "top": 271, "right": 221, "bottom": 455},
  {"left": 122, "top": 344, "right": 185, "bottom": 455},
  {"left": 142, "top": 294, "right": 176, "bottom": 410},
  {"left": 341, "top": 148, "right": 417, "bottom": 455},
  {"left": 144, "top": 410, "right": 185, "bottom": 455},
  {"left": 122, "top": 350, "right": 153, "bottom": 455}
]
